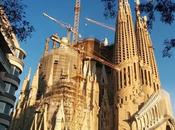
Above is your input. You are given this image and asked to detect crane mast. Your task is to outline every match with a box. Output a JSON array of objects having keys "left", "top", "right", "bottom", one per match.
[
  {"left": 43, "top": 3, "right": 118, "bottom": 70},
  {"left": 73, "top": 0, "right": 81, "bottom": 44}
]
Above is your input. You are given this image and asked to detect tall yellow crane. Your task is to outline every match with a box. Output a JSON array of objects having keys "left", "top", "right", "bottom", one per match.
[{"left": 73, "top": 0, "right": 81, "bottom": 44}]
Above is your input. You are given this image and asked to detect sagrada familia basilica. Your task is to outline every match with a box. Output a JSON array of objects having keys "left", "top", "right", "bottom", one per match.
[{"left": 9, "top": 0, "right": 175, "bottom": 130}]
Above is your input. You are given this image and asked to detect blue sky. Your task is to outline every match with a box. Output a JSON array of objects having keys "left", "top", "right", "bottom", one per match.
[{"left": 19, "top": 0, "right": 175, "bottom": 114}]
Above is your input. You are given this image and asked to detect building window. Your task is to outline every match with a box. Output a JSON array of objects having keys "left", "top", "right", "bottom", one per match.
[
  {"left": 4, "top": 82, "right": 10, "bottom": 93},
  {"left": 120, "top": 71, "right": 122, "bottom": 88},
  {"left": 166, "top": 125, "right": 171, "bottom": 130},
  {"left": 134, "top": 63, "right": 137, "bottom": 80},
  {"left": 18, "top": 52, "right": 24, "bottom": 60},
  {"left": 153, "top": 83, "right": 156, "bottom": 91},
  {"left": 4, "top": 104, "right": 11, "bottom": 115},
  {"left": 126, "top": 112, "right": 131, "bottom": 119},
  {"left": 141, "top": 69, "right": 144, "bottom": 84},
  {"left": 11, "top": 66, "right": 20, "bottom": 77},
  {"left": 121, "top": 98, "right": 123, "bottom": 104},
  {"left": 124, "top": 68, "right": 126, "bottom": 86},
  {"left": 54, "top": 60, "right": 59, "bottom": 64},
  {"left": 4, "top": 82, "right": 16, "bottom": 95},
  {"left": 125, "top": 96, "right": 127, "bottom": 101},
  {"left": 128, "top": 66, "right": 131, "bottom": 85},
  {"left": 14, "top": 49, "right": 20, "bottom": 58},
  {"left": 14, "top": 49, "right": 24, "bottom": 60},
  {"left": 9, "top": 85, "right": 16, "bottom": 95},
  {"left": 53, "top": 60, "right": 60, "bottom": 84},
  {"left": 157, "top": 84, "right": 159, "bottom": 90},
  {"left": 148, "top": 71, "right": 151, "bottom": 86},
  {"left": 0, "top": 102, "right": 11, "bottom": 115},
  {"left": 0, "top": 124, "right": 7, "bottom": 130},
  {"left": 0, "top": 102, "right": 6, "bottom": 113},
  {"left": 144, "top": 70, "right": 148, "bottom": 85},
  {"left": 116, "top": 71, "right": 119, "bottom": 90}
]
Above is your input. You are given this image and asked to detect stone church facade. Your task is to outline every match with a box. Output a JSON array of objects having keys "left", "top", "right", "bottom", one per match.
[{"left": 9, "top": 0, "right": 175, "bottom": 130}]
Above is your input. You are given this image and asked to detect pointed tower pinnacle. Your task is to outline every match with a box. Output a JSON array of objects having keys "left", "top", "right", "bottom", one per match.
[
  {"left": 142, "top": 16, "right": 161, "bottom": 92},
  {"left": 135, "top": 1, "right": 153, "bottom": 98},
  {"left": 135, "top": 0, "right": 161, "bottom": 98},
  {"left": 28, "top": 64, "right": 39, "bottom": 106},
  {"left": 44, "top": 37, "right": 50, "bottom": 55},
  {"left": 135, "top": 0, "right": 141, "bottom": 17},
  {"left": 15, "top": 68, "right": 31, "bottom": 111},
  {"left": 27, "top": 67, "right": 31, "bottom": 80},
  {"left": 135, "top": 0, "right": 140, "bottom": 5},
  {"left": 21, "top": 68, "right": 31, "bottom": 93},
  {"left": 54, "top": 99, "right": 65, "bottom": 130}
]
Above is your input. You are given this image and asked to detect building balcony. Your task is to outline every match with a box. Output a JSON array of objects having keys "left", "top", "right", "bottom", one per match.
[
  {"left": 7, "top": 54, "right": 24, "bottom": 73},
  {"left": 0, "top": 92, "right": 16, "bottom": 106},
  {"left": 0, "top": 72, "right": 20, "bottom": 89},
  {"left": 13, "top": 47, "right": 26, "bottom": 60},
  {"left": 0, "top": 113, "right": 10, "bottom": 127},
  {"left": 0, "top": 48, "right": 11, "bottom": 73}
]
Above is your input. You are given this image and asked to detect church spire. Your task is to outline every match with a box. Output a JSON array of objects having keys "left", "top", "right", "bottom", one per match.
[
  {"left": 143, "top": 17, "right": 161, "bottom": 91},
  {"left": 114, "top": 0, "right": 139, "bottom": 64},
  {"left": 21, "top": 68, "right": 31, "bottom": 92},
  {"left": 16, "top": 68, "right": 31, "bottom": 110},
  {"left": 135, "top": 0, "right": 141, "bottom": 17},
  {"left": 28, "top": 65, "right": 39, "bottom": 106},
  {"left": 135, "top": 0, "right": 160, "bottom": 96},
  {"left": 113, "top": 0, "right": 127, "bottom": 64},
  {"left": 135, "top": 1, "right": 154, "bottom": 97},
  {"left": 135, "top": 0, "right": 151, "bottom": 66}
]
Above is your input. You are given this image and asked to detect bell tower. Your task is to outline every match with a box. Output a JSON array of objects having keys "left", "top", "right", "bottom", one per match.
[
  {"left": 113, "top": 0, "right": 143, "bottom": 129},
  {"left": 135, "top": 0, "right": 161, "bottom": 98}
]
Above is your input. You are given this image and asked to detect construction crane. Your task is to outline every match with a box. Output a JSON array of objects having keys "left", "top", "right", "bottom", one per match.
[
  {"left": 48, "top": 34, "right": 119, "bottom": 71},
  {"left": 85, "top": 51, "right": 119, "bottom": 71},
  {"left": 73, "top": 0, "right": 81, "bottom": 44},
  {"left": 85, "top": 17, "right": 115, "bottom": 31},
  {"left": 43, "top": 12, "right": 78, "bottom": 43}
]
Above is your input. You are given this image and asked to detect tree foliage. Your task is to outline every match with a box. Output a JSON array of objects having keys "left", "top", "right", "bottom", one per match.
[
  {"left": 0, "top": 0, "right": 34, "bottom": 42},
  {"left": 163, "top": 39, "right": 175, "bottom": 57},
  {"left": 101, "top": 0, "right": 175, "bottom": 57}
]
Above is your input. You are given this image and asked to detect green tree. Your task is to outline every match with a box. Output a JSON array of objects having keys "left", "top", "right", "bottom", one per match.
[
  {"left": 0, "top": 0, "right": 34, "bottom": 42},
  {"left": 101, "top": 0, "right": 175, "bottom": 57}
]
